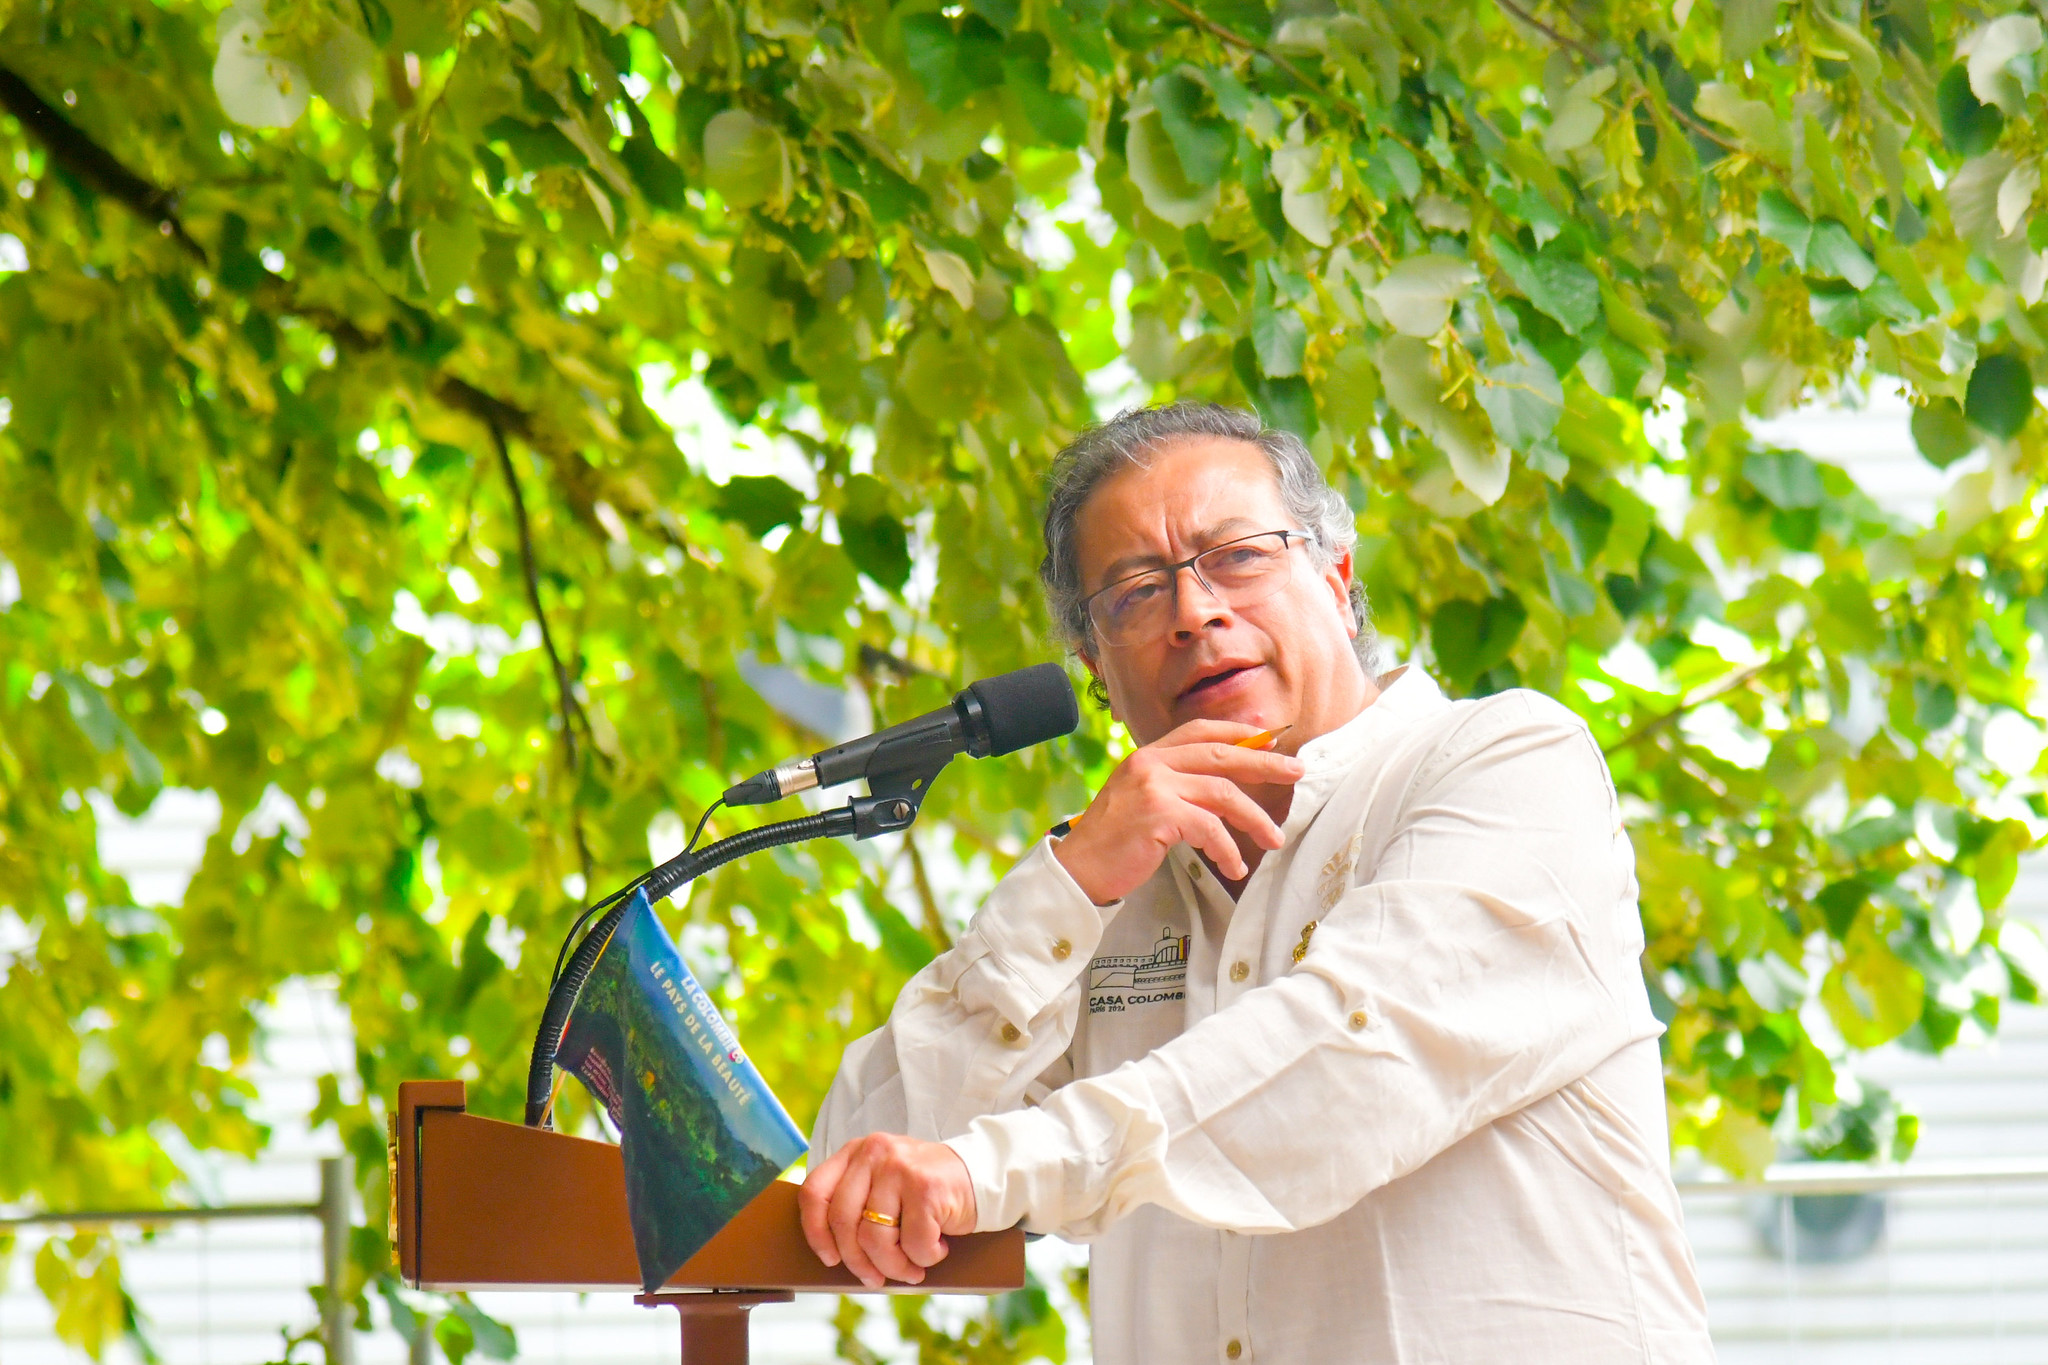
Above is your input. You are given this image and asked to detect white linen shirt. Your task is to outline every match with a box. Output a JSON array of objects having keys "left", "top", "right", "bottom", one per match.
[{"left": 814, "top": 667, "right": 1714, "bottom": 1364}]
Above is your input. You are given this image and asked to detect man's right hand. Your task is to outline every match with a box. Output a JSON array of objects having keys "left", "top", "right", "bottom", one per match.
[{"left": 1052, "top": 720, "right": 1305, "bottom": 904}]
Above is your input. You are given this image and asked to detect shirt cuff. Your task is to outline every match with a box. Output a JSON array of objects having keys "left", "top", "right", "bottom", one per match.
[
  {"left": 945, "top": 1105, "right": 1076, "bottom": 1233},
  {"left": 961, "top": 837, "right": 1121, "bottom": 1022}
]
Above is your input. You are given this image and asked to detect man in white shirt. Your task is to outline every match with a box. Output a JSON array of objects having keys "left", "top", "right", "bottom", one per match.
[{"left": 799, "top": 403, "right": 1714, "bottom": 1363}]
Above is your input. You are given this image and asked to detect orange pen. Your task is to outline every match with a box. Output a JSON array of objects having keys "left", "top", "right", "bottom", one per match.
[{"left": 1052, "top": 726, "right": 1292, "bottom": 836}]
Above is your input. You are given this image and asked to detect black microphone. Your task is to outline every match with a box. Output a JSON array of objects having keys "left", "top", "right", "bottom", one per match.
[{"left": 722, "top": 662, "right": 1079, "bottom": 806}]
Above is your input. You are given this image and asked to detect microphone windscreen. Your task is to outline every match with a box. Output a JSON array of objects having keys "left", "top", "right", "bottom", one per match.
[{"left": 968, "top": 663, "right": 1081, "bottom": 757}]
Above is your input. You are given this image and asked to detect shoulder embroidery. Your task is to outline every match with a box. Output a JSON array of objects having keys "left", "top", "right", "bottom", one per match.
[{"left": 1317, "top": 831, "right": 1363, "bottom": 912}]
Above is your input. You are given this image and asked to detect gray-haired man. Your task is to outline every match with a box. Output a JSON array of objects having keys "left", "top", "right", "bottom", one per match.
[{"left": 800, "top": 404, "right": 1714, "bottom": 1363}]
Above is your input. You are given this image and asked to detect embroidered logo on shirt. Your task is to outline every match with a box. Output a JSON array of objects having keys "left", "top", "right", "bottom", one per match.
[
  {"left": 1087, "top": 926, "right": 1189, "bottom": 1015},
  {"left": 1317, "top": 832, "right": 1363, "bottom": 911},
  {"left": 1292, "top": 920, "right": 1318, "bottom": 963}
]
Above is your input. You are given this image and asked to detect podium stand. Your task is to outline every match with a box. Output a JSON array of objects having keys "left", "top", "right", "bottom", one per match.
[{"left": 390, "top": 1081, "right": 1025, "bottom": 1364}]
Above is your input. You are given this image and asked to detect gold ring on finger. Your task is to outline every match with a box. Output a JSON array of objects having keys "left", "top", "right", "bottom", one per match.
[{"left": 860, "top": 1207, "right": 900, "bottom": 1228}]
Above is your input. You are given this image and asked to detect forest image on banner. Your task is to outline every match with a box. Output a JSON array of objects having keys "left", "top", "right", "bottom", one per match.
[{"left": 2, "top": 0, "right": 2048, "bottom": 1357}]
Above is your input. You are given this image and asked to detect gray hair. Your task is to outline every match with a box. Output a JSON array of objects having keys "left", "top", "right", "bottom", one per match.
[{"left": 1038, "top": 403, "right": 1379, "bottom": 693}]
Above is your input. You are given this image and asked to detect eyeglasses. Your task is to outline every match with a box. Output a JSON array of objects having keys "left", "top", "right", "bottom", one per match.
[{"left": 1082, "top": 530, "right": 1311, "bottom": 648}]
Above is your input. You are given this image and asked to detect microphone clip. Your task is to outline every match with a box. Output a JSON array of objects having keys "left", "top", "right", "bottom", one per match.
[{"left": 846, "top": 751, "right": 948, "bottom": 839}]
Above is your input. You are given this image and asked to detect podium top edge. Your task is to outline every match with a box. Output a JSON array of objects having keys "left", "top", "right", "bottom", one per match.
[{"left": 399, "top": 1079, "right": 469, "bottom": 1110}]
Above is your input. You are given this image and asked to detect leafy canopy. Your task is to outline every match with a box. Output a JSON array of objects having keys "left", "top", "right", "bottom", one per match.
[{"left": 3, "top": 0, "right": 2047, "bottom": 1356}]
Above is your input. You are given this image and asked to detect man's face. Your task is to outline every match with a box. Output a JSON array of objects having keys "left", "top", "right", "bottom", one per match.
[{"left": 1073, "top": 438, "right": 1370, "bottom": 747}]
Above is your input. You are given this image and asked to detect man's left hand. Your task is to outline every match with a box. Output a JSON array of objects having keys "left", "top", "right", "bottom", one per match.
[{"left": 798, "top": 1133, "right": 979, "bottom": 1288}]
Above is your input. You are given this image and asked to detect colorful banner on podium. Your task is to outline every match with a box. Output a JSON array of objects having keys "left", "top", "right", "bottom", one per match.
[{"left": 556, "top": 888, "right": 808, "bottom": 1291}]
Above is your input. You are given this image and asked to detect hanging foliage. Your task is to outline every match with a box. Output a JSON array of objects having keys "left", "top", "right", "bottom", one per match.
[{"left": 3, "top": 0, "right": 2046, "bottom": 1356}]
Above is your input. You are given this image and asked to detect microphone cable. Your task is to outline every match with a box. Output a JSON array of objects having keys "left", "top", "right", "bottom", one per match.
[{"left": 545, "top": 797, "right": 726, "bottom": 990}]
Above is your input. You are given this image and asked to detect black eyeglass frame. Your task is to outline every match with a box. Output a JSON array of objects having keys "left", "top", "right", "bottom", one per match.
[{"left": 1080, "top": 528, "right": 1313, "bottom": 647}]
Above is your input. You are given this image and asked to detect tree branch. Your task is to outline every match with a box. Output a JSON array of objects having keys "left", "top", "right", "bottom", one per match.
[
  {"left": 1487, "top": 0, "right": 1747, "bottom": 160},
  {"left": 903, "top": 832, "right": 954, "bottom": 952},
  {"left": 1491, "top": 0, "right": 1600, "bottom": 60},
  {"left": 0, "top": 65, "right": 574, "bottom": 486},
  {"left": 489, "top": 423, "right": 595, "bottom": 884},
  {"left": 1603, "top": 659, "right": 1780, "bottom": 757},
  {"left": 0, "top": 64, "right": 205, "bottom": 261},
  {"left": 1153, "top": 0, "right": 1368, "bottom": 122}
]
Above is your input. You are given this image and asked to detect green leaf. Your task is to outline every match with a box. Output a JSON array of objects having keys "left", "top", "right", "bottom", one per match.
[
  {"left": 827, "top": 139, "right": 931, "bottom": 225},
  {"left": 1475, "top": 357, "right": 1562, "bottom": 451},
  {"left": 574, "top": 0, "right": 632, "bottom": 32},
  {"left": 1542, "top": 66, "right": 1614, "bottom": 160},
  {"left": 1806, "top": 221, "right": 1878, "bottom": 287},
  {"left": 1251, "top": 300, "right": 1307, "bottom": 378},
  {"left": 1361, "top": 140, "right": 1421, "bottom": 202},
  {"left": 868, "top": 897, "right": 939, "bottom": 973},
  {"left": 1542, "top": 548, "right": 1598, "bottom": 618},
  {"left": 1150, "top": 69, "right": 1232, "bottom": 187},
  {"left": 839, "top": 474, "right": 912, "bottom": 592},
  {"left": 1816, "top": 878, "right": 1869, "bottom": 939},
  {"left": 213, "top": 4, "right": 310, "bottom": 128},
  {"left": 1965, "top": 352, "right": 2035, "bottom": 438},
  {"left": 1243, "top": 154, "right": 1288, "bottom": 245},
  {"left": 899, "top": 328, "right": 982, "bottom": 423},
  {"left": 1430, "top": 595, "right": 1527, "bottom": 688},
  {"left": 901, "top": 13, "right": 1006, "bottom": 112},
  {"left": 1742, "top": 448, "right": 1826, "bottom": 509},
  {"left": 1491, "top": 239, "right": 1600, "bottom": 335},
  {"left": 1806, "top": 274, "right": 1920, "bottom": 338},
  {"left": 1548, "top": 484, "right": 1613, "bottom": 569},
  {"left": 1910, "top": 398, "right": 1977, "bottom": 467},
  {"left": 1366, "top": 254, "right": 1478, "bottom": 338},
  {"left": 702, "top": 108, "right": 788, "bottom": 209},
  {"left": 1937, "top": 64, "right": 2004, "bottom": 157},
  {"left": 1832, "top": 809, "right": 1915, "bottom": 857},
  {"left": 1756, "top": 188, "right": 1813, "bottom": 265},
  {"left": 1270, "top": 137, "right": 1334, "bottom": 247},
  {"left": 1252, "top": 380, "right": 1319, "bottom": 444},
  {"left": 411, "top": 217, "right": 479, "bottom": 301},
  {"left": 482, "top": 117, "right": 586, "bottom": 171},
  {"left": 1722, "top": 0, "right": 1779, "bottom": 63},
  {"left": 435, "top": 1313, "right": 475, "bottom": 1365},
  {"left": 621, "top": 131, "right": 688, "bottom": 211},
  {"left": 1321, "top": 341, "right": 1380, "bottom": 440},
  {"left": 1822, "top": 925, "right": 1924, "bottom": 1048},
  {"left": 1044, "top": 0, "right": 1113, "bottom": 71},
  {"left": 307, "top": 19, "right": 376, "bottom": 120},
  {"left": 714, "top": 475, "right": 806, "bottom": 538},
  {"left": 56, "top": 672, "right": 162, "bottom": 792},
  {"left": 1694, "top": 81, "right": 1790, "bottom": 161},
  {"left": 442, "top": 806, "right": 532, "bottom": 876},
  {"left": 1971, "top": 819, "right": 2029, "bottom": 910},
  {"left": 970, "top": 0, "right": 1020, "bottom": 29},
  {"left": 1375, "top": 336, "right": 1506, "bottom": 503},
  {"left": 1966, "top": 13, "right": 2042, "bottom": 115},
  {"left": 1913, "top": 677, "right": 1957, "bottom": 731},
  {"left": 1125, "top": 101, "right": 1222, "bottom": 227},
  {"left": 1003, "top": 40, "right": 1088, "bottom": 147}
]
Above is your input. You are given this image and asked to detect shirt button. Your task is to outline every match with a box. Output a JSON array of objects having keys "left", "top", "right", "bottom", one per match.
[
  {"left": 999, "top": 1022, "right": 1021, "bottom": 1043},
  {"left": 1226, "top": 1341, "right": 1244, "bottom": 1360},
  {"left": 1187, "top": 861, "right": 1203, "bottom": 880},
  {"left": 1229, "top": 960, "right": 1250, "bottom": 982},
  {"left": 1052, "top": 938, "right": 1072, "bottom": 960},
  {"left": 1349, "top": 1010, "right": 1369, "bottom": 1030}
]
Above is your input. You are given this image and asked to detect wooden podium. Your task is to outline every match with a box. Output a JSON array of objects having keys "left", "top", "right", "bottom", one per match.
[{"left": 391, "top": 1081, "right": 1025, "bottom": 1364}]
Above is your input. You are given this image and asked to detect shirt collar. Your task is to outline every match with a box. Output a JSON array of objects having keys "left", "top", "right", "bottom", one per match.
[{"left": 1280, "top": 666, "right": 1446, "bottom": 838}]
